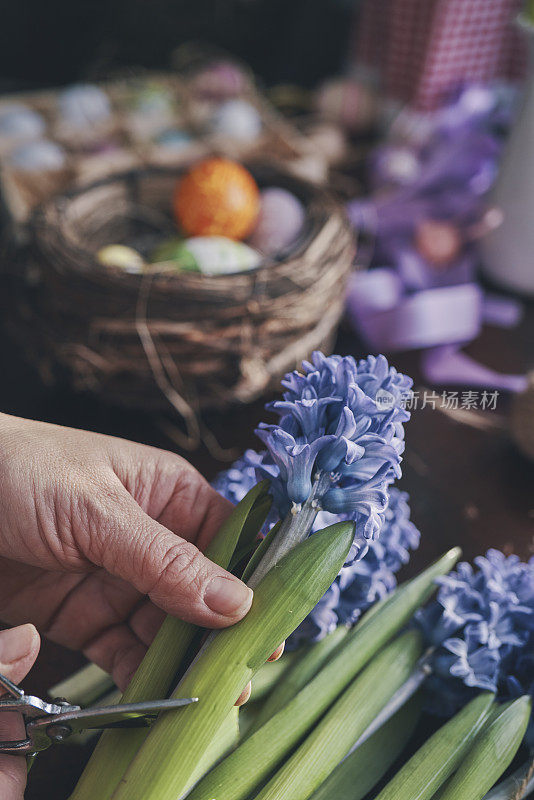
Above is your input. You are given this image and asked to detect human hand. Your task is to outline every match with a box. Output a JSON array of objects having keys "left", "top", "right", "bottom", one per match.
[
  {"left": 0, "top": 624, "right": 40, "bottom": 800},
  {"left": 0, "top": 414, "right": 259, "bottom": 691}
]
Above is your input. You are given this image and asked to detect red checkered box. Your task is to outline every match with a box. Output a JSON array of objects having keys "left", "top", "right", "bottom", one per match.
[{"left": 354, "top": 0, "right": 526, "bottom": 110}]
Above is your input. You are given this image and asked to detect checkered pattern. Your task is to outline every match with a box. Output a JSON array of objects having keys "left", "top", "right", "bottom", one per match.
[{"left": 353, "top": 0, "right": 526, "bottom": 110}]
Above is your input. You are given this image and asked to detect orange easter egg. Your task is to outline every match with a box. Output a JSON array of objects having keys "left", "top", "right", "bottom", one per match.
[{"left": 174, "top": 157, "right": 260, "bottom": 240}]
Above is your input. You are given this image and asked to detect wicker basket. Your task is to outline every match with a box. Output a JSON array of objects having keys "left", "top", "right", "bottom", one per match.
[{"left": 17, "top": 163, "right": 354, "bottom": 437}]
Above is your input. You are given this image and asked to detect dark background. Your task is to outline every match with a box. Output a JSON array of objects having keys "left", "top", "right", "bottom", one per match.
[{"left": 0, "top": 0, "right": 356, "bottom": 93}]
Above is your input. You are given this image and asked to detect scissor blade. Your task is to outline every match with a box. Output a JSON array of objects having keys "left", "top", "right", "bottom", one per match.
[
  {"left": 0, "top": 673, "right": 24, "bottom": 700},
  {"left": 40, "top": 697, "right": 199, "bottom": 735}
]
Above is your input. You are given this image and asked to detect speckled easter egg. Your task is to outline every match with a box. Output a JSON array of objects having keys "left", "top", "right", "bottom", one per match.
[
  {"left": 211, "top": 99, "right": 262, "bottom": 142},
  {"left": 315, "top": 78, "right": 377, "bottom": 132},
  {"left": 182, "top": 236, "right": 262, "bottom": 275},
  {"left": 249, "top": 187, "right": 305, "bottom": 254},
  {"left": 58, "top": 84, "right": 111, "bottom": 128},
  {"left": 191, "top": 61, "right": 249, "bottom": 100},
  {"left": 154, "top": 129, "right": 193, "bottom": 151},
  {"left": 7, "top": 139, "right": 66, "bottom": 172},
  {"left": 0, "top": 103, "right": 46, "bottom": 141},
  {"left": 97, "top": 244, "right": 145, "bottom": 273},
  {"left": 174, "top": 158, "right": 260, "bottom": 240}
]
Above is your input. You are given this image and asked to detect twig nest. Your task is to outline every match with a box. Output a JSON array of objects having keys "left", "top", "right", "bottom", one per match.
[
  {"left": 174, "top": 157, "right": 260, "bottom": 239},
  {"left": 6, "top": 139, "right": 67, "bottom": 172},
  {"left": 510, "top": 373, "right": 534, "bottom": 460},
  {"left": 58, "top": 84, "right": 112, "bottom": 128},
  {"left": 210, "top": 99, "right": 263, "bottom": 142},
  {"left": 248, "top": 187, "right": 305, "bottom": 255},
  {"left": 0, "top": 102, "right": 46, "bottom": 141}
]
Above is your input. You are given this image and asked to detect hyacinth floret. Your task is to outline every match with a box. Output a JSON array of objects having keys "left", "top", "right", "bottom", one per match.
[
  {"left": 255, "top": 352, "right": 412, "bottom": 542},
  {"left": 416, "top": 549, "right": 534, "bottom": 716},
  {"left": 287, "top": 488, "right": 420, "bottom": 648}
]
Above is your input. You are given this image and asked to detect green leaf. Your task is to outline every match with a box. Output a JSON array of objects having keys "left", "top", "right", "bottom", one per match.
[
  {"left": 248, "top": 626, "right": 349, "bottom": 735},
  {"left": 248, "top": 651, "right": 300, "bottom": 704},
  {"left": 374, "top": 692, "right": 495, "bottom": 800},
  {"left": 483, "top": 758, "right": 534, "bottom": 800},
  {"left": 186, "top": 548, "right": 461, "bottom": 800},
  {"left": 112, "top": 521, "right": 356, "bottom": 800},
  {"left": 255, "top": 630, "right": 423, "bottom": 800},
  {"left": 70, "top": 480, "right": 269, "bottom": 800},
  {"left": 436, "top": 696, "right": 532, "bottom": 800},
  {"left": 309, "top": 695, "right": 421, "bottom": 800}
]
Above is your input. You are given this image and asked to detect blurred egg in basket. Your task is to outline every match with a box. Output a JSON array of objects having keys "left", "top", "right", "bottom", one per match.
[
  {"left": 174, "top": 157, "right": 260, "bottom": 239},
  {"left": 248, "top": 187, "right": 305, "bottom": 254},
  {"left": 210, "top": 99, "right": 262, "bottom": 142}
]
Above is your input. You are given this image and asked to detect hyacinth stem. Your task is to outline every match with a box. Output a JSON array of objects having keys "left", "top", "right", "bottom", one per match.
[
  {"left": 254, "top": 630, "right": 423, "bottom": 800},
  {"left": 374, "top": 692, "right": 495, "bottom": 800},
  {"left": 350, "top": 654, "right": 431, "bottom": 751},
  {"left": 70, "top": 481, "right": 271, "bottom": 800},
  {"left": 436, "top": 697, "right": 532, "bottom": 800},
  {"left": 310, "top": 696, "right": 422, "bottom": 800},
  {"left": 247, "top": 471, "right": 332, "bottom": 589},
  {"left": 111, "top": 522, "right": 355, "bottom": 800},
  {"left": 186, "top": 548, "right": 461, "bottom": 800},
  {"left": 248, "top": 626, "right": 349, "bottom": 734},
  {"left": 49, "top": 663, "right": 115, "bottom": 708}
]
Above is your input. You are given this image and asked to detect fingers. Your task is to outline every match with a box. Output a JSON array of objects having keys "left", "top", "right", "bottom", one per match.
[
  {"left": 87, "top": 492, "right": 253, "bottom": 630},
  {"left": 268, "top": 642, "right": 285, "bottom": 662},
  {"left": 0, "top": 625, "right": 40, "bottom": 800},
  {"left": 0, "top": 624, "right": 40, "bottom": 683},
  {"left": 235, "top": 682, "right": 252, "bottom": 707}
]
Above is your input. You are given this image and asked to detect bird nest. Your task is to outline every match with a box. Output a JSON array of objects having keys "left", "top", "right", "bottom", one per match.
[{"left": 15, "top": 163, "right": 355, "bottom": 445}]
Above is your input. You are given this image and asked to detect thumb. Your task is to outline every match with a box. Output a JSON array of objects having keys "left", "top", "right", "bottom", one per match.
[{"left": 90, "top": 494, "right": 253, "bottom": 629}]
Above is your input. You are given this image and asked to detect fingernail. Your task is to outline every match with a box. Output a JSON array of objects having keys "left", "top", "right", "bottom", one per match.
[
  {"left": 204, "top": 577, "right": 253, "bottom": 617},
  {"left": 0, "top": 624, "right": 38, "bottom": 665}
]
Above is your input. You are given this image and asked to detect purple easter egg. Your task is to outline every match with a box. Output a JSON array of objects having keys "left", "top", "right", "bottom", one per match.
[{"left": 249, "top": 187, "right": 305, "bottom": 254}]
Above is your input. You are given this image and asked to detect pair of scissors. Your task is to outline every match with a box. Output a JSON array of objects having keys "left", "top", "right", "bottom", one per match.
[{"left": 0, "top": 672, "right": 197, "bottom": 757}]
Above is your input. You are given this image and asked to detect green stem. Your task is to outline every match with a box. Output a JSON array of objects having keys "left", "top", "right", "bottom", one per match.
[
  {"left": 70, "top": 481, "right": 270, "bottom": 800},
  {"left": 187, "top": 548, "right": 461, "bottom": 800},
  {"left": 254, "top": 630, "right": 423, "bottom": 800},
  {"left": 309, "top": 696, "right": 421, "bottom": 800},
  {"left": 248, "top": 626, "right": 349, "bottom": 734},
  {"left": 111, "top": 522, "right": 355, "bottom": 800}
]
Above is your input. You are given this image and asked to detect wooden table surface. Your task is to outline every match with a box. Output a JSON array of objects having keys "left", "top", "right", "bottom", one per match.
[{"left": 0, "top": 294, "right": 533, "bottom": 798}]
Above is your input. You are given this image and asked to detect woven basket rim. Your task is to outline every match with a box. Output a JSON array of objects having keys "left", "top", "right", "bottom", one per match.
[{"left": 30, "top": 161, "right": 341, "bottom": 285}]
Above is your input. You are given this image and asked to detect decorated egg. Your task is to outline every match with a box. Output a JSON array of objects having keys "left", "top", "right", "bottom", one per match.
[
  {"left": 174, "top": 158, "right": 260, "bottom": 240},
  {"left": 191, "top": 61, "right": 249, "bottom": 100},
  {"left": 0, "top": 103, "right": 46, "bottom": 141},
  {"left": 249, "top": 187, "right": 305, "bottom": 254},
  {"left": 154, "top": 129, "right": 193, "bottom": 151},
  {"left": 181, "top": 236, "right": 261, "bottom": 275},
  {"left": 58, "top": 84, "right": 111, "bottom": 128},
  {"left": 415, "top": 220, "right": 462, "bottom": 267},
  {"left": 7, "top": 139, "right": 66, "bottom": 172},
  {"left": 315, "top": 78, "right": 377, "bottom": 132},
  {"left": 211, "top": 99, "right": 262, "bottom": 142},
  {"left": 150, "top": 238, "right": 199, "bottom": 272},
  {"left": 97, "top": 245, "right": 145, "bottom": 274}
]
